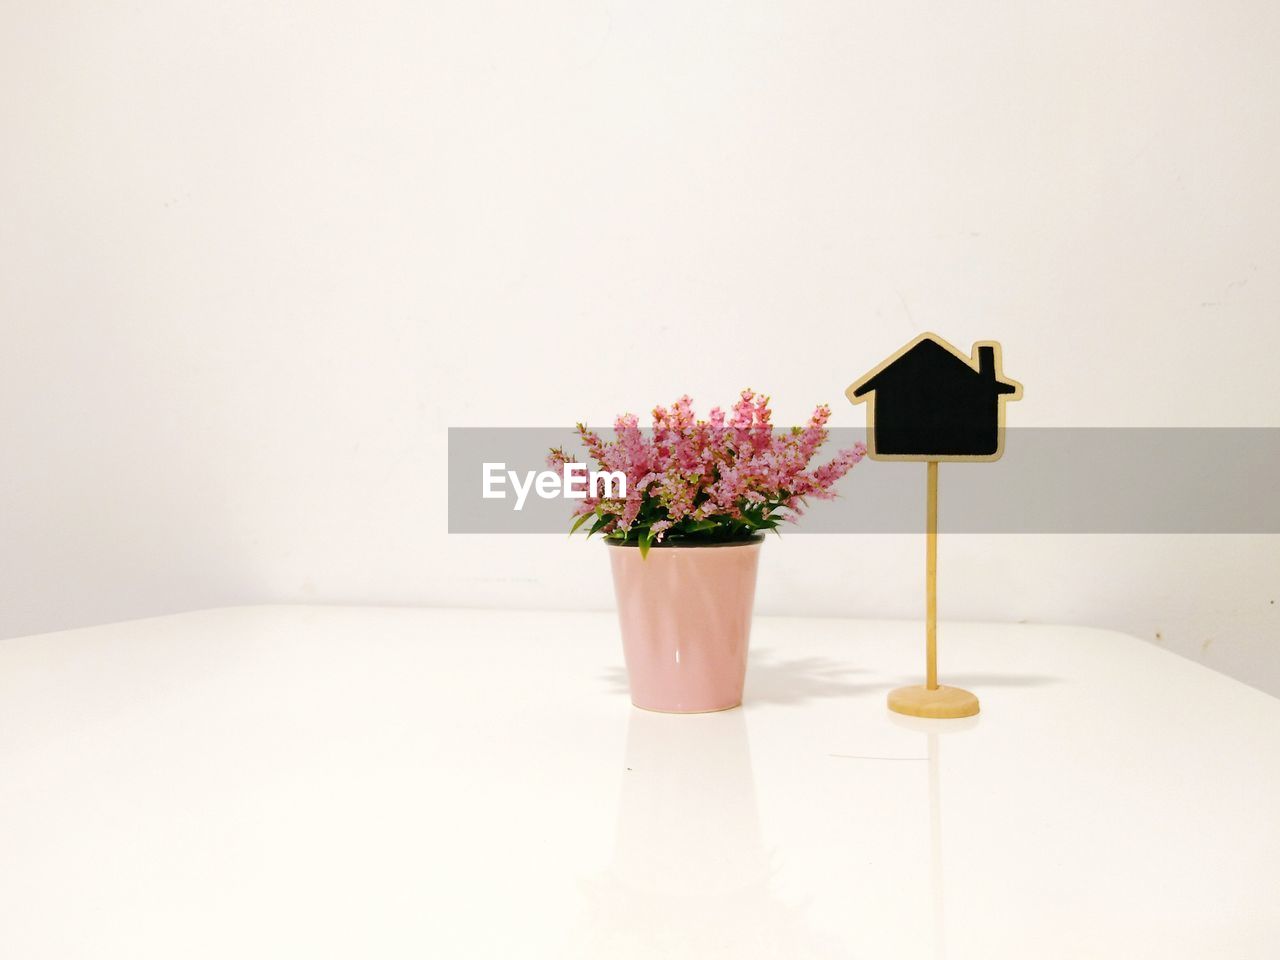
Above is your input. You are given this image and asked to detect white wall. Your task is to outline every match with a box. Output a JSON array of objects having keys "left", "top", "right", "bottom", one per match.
[{"left": 3, "top": 2, "right": 1278, "bottom": 691}]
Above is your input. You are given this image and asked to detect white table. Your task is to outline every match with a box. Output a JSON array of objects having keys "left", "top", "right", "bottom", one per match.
[{"left": 2, "top": 606, "right": 1277, "bottom": 959}]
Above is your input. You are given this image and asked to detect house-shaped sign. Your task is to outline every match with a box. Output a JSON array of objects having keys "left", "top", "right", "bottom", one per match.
[
  {"left": 846, "top": 332, "right": 1023, "bottom": 462},
  {"left": 845, "top": 332, "right": 1024, "bottom": 718}
]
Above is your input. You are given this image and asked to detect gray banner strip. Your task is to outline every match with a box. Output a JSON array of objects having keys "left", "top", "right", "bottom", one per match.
[{"left": 448, "top": 428, "right": 1280, "bottom": 534}]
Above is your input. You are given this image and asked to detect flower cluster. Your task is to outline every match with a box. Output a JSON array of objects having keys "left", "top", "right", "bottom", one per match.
[{"left": 549, "top": 390, "right": 867, "bottom": 554}]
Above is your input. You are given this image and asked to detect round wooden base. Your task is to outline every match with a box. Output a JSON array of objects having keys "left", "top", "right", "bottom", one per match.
[{"left": 887, "top": 684, "right": 980, "bottom": 719}]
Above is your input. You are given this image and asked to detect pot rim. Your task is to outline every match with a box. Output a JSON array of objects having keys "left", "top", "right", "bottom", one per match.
[{"left": 604, "top": 535, "right": 765, "bottom": 550}]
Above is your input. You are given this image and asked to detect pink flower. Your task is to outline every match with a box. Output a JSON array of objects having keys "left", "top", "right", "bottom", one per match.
[{"left": 551, "top": 391, "right": 867, "bottom": 544}]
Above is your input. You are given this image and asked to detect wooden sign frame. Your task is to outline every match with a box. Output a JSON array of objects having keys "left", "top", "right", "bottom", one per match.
[{"left": 846, "top": 332, "right": 1022, "bottom": 463}]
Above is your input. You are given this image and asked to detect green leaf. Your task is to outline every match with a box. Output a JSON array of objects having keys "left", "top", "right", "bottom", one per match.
[
  {"left": 638, "top": 529, "right": 654, "bottom": 559},
  {"left": 569, "top": 512, "right": 591, "bottom": 536}
]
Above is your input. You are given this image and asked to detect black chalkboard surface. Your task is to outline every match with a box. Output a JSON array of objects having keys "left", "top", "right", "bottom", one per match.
[{"left": 846, "top": 333, "right": 1022, "bottom": 462}]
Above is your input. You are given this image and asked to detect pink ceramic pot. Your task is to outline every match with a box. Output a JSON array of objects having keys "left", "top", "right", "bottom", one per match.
[{"left": 608, "top": 538, "right": 763, "bottom": 713}]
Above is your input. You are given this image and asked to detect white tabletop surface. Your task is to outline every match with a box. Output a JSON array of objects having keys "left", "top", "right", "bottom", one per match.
[{"left": 1, "top": 605, "right": 1278, "bottom": 959}]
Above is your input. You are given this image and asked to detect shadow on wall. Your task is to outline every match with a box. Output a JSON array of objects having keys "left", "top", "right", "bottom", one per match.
[
  {"left": 904, "top": 672, "right": 1062, "bottom": 689},
  {"left": 601, "top": 648, "right": 884, "bottom": 706},
  {"left": 602, "top": 652, "right": 1065, "bottom": 706}
]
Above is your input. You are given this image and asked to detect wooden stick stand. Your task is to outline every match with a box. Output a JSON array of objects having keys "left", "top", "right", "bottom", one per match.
[{"left": 887, "top": 462, "right": 981, "bottom": 719}]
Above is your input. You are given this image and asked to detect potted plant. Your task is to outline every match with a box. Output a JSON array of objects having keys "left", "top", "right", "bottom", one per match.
[{"left": 549, "top": 390, "right": 866, "bottom": 713}]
